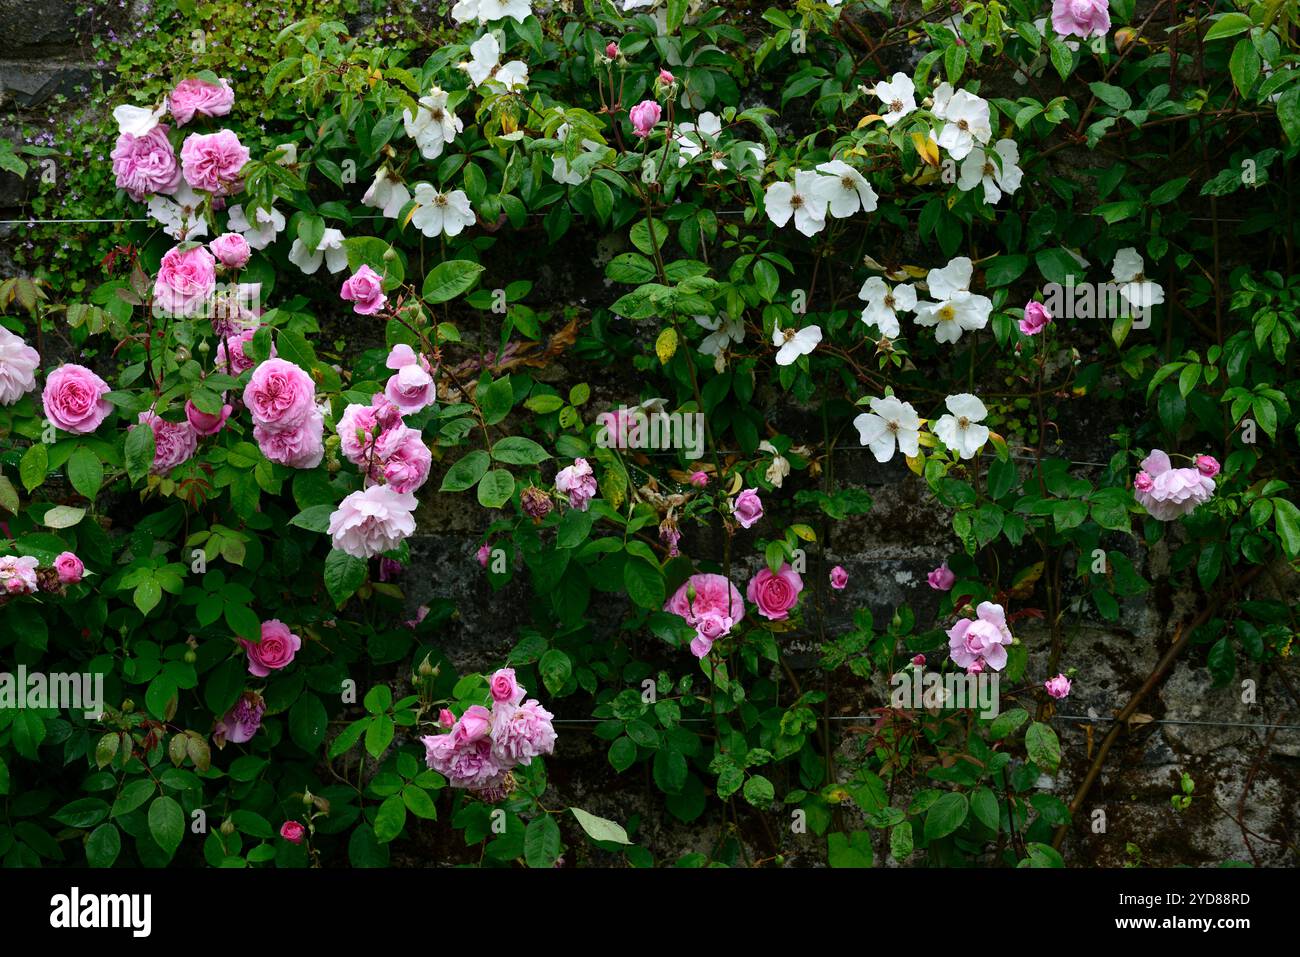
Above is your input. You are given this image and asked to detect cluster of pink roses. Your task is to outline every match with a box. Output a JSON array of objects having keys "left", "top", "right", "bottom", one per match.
[
  {"left": 244, "top": 358, "right": 325, "bottom": 469},
  {"left": 1132, "top": 449, "right": 1217, "bottom": 521},
  {"left": 420, "top": 668, "right": 557, "bottom": 796},
  {"left": 947, "top": 601, "right": 1014, "bottom": 674},
  {"left": 0, "top": 326, "right": 40, "bottom": 406},
  {"left": 0, "top": 551, "right": 84, "bottom": 597},
  {"left": 662, "top": 562, "right": 807, "bottom": 659}
]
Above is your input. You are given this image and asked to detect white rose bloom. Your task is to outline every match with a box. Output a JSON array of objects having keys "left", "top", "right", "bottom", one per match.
[
  {"left": 113, "top": 101, "right": 167, "bottom": 137},
  {"left": 695, "top": 314, "right": 744, "bottom": 357},
  {"left": 874, "top": 73, "right": 917, "bottom": 127},
  {"left": 550, "top": 124, "right": 607, "bottom": 185},
  {"left": 913, "top": 256, "right": 993, "bottom": 344},
  {"left": 815, "top": 159, "right": 878, "bottom": 218},
  {"left": 1112, "top": 248, "right": 1165, "bottom": 310},
  {"left": 857, "top": 276, "right": 916, "bottom": 338},
  {"left": 934, "top": 90, "right": 991, "bottom": 160},
  {"left": 226, "top": 204, "right": 285, "bottom": 250},
  {"left": 451, "top": 0, "right": 532, "bottom": 24},
  {"left": 410, "top": 183, "right": 476, "bottom": 238},
  {"left": 147, "top": 182, "right": 208, "bottom": 241},
  {"left": 933, "top": 393, "right": 990, "bottom": 460},
  {"left": 288, "top": 227, "right": 348, "bottom": 275},
  {"left": 362, "top": 168, "right": 412, "bottom": 219},
  {"left": 854, "top": 396, "right": 922, "bottom": 463},
  {"left": 403, "top": 87, "right": 464, "bottom": 160},
  {"left": 772, "top": 324, "right": 822, "bottom": 366},
  {"left": 759, "top": 441, "right": 791, "bottom": 488},
  {"left": 461, "top": 33, "right": 528, "bottom": 90},
  {"left": 764, "top": 171, "right": 830, "bottom": 237},
  {"left": 957, "top": 139, "right": 1023, "bottom": 205},
  {"left": 273, "top": 143, "right": 298, "bottom": 166}
]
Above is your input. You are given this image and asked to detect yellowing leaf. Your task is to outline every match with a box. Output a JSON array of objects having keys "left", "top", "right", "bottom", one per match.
[
  {"left": 856, "top": 113, "right": 883, "bottom": 129},
  {"left": 655, "top": 327, "right": 678, "bottom": 365},
  {"left": 911, "top": 132, "right": 940, "bottom": 167},
  {"left": 905, "top": 453, "right": 926, "bottom": 476}
]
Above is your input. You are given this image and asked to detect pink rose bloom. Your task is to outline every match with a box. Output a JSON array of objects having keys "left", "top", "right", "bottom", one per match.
[
  {"left": 947, "top": 601, "right": 1014, "bottom": 673},
  {"left": 422, "top": 706, "right": 507, "bottom": 790},
  {"left": 629, "top": 99, "right": 661, "bottom": 138},
  {"left": 133, "top": 410, "right": 198, "bottom": 474},
  {"left": 477, "top": 542, "right": 492, "bottom": 567},
  {"left": 927, "top": 562, "right": 956, "bottom": 591},
  {"left": 458, "top": 705, "right": 493, "bottom": 741},
  {"left": 239, "top": 618, "right": 302, "bottom": 677},
  {"left": 42, "top": 364, "right": 112, "bottom": 435},
  {"left": 1044, "top": 673, "right": 1072, "bottom": 699},
  {"left": 439, "top": 708, "right": 456, "bottom": 728},
  {"left": 690, "top": 611, "right": 734, "bottom": 659},
  {"left": 383, "top": 344, "right": 435, "bottom": 413},
  {"left": 732, "top": 487, "right": 763, "bottom": 529},
  {"left": 179, "top": 129, "right": 249, "bottom": 196},
  {"left": 328, "top": 485, "right": 418, "bottom": 558},
  {"left": 213, "top": 691, "right": 265, "bottom": 747},
  {"left": 168, "top": 77, "right": 235, "bottom": 126},
  {"left": 209, "top": 232, "right": 251, "bottom": 269},
  {"left": 279, "top": 821, "right": 305, "bottom": 844},
  {"left": 1051, "top": 0, "right": 1110, "bottom": 38},
  {"left": 0, "top": 555, "right": 40, "bottom": 595},
  {"left": 0, "top": 326, "right": 40, "bottom": 405},
  {"left": 1195, "top": 454, "right": 1220, "bottom": 478},
  {"left": 1133, "top": 449, "right": 1215, "bottom": 521},
  {"left": 664, "top": 573, "right": 746, "bottom": 629},
  {"left": 1133, "top": 471, "right": 1154, "bottom": 493},
  {"left": 337, "top": 401, "right": 385, "bottom": 466},
  {"left": 185, "top": 398, "right": 232, "bottom": 436},
  {"left": 110, "top": 125, "right": 181, "bottom": 201},
  {"left": 489, "top": 667, "right": 526, "bottom": 706},
  {"left": 340, "top": 265, "right": 387, "bottom": 316},
  {"left": 746, "top": 564, "right": 804, "bottom": 621},
  {"left": 689, "top": 470, "right": 709, "bottom": 488},
  {"left": 244, "top": 358, "right": 315, "bottom": 432},
  {"left": 254, "top": 406, "right": 324, "bottom": 469},
  {"left": 153, "top": 243, "right": 216, "bottom": 317},
  {"left": 1020, "top": 300, "right": 1053, "bottom": 336},
  {"left": 829, "top": 565, "right": 848, "bottom": 590},
  {"left": 215, "top": 327, "right": 267, "bottom": 375},
  {"left": 555, "top": 458, "right": 598, "bottom": 511},
  {"left": 54, "top": 551, "right": 84, "bottom": 584},
  {"left": 376, "top": 425, "right": 431, "bottom": 493},
  {"left": 491, "top": 699, "right": 557, "bottom": 767}
]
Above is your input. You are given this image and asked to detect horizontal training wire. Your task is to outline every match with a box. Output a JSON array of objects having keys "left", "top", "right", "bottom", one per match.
[{"left": 548, "top": 715, "right": 1300, "bottom": 731}]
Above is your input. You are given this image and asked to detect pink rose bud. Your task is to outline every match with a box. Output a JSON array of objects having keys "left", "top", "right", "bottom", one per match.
[
  {"left": 829, "top": 565, "right": 848, "bottom": 590},
  {"left": 658, "top": 68, "right": 675, "bottom": 84},
  {"left": 690, "top": 470, "right": 709, "bottom": 488},
  {"left": 1019, "top": 300, "right": 1053, "bottom": 336},
  {"left": 1044, "top": 673, "right": 1072, "bottom": 699},
  {"left": 54, "top": 551, "right": 84, "bottom": 584},
  {"left": 926, "top": 562, "right": 955, "bottom": 591},
  {"left": 911, "top": 654, "right": 926, "bottom": 667},
  {"left": 967, "top": 659, "right": 984, "bottom": 675},
  {"left": 477, "top": 543, "right": 492, "bottom": 568},
  {"left": 209, "top": 232, "right": 251, "bottom": 269},
  {"left": 1133, "top": 470, "right": 1154, "bottom": 492},
  {"left": 1195, "top": 454, "right": 1220, "bottom": 478},
  {"left": 439, "top": 708, "right": 455, "bottom": 728},
  {"left": 279, "top": 821, "right": 306, "bottom": 844},
  {"left": 629, "top": 99, "right": 661, "bottom": 138},
  {"left": 605, "top": 42, "right": 619, "bottom": 58},
  {"left": 185, "top": 398, "right": 232, "bottom": 436}
]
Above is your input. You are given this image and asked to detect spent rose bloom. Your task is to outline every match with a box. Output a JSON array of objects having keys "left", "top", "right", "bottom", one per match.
[
  {"left": 0, "top": 555, "right": 40, "bottom": 595},
  {"left": 1195, "top": 454, "right": 1221, "bottom": 478},
  {"left": 168, "top": 76, "right": 235, "bottom": 125},
  {"left": 185, "top": 398, "right": 232, "bottom": 436},
  {"left": 1044, "top": 673, "right": 1072, "bottom": 699},
  {"left": 746, "top": 564, "right": 804, "bottom": 621},
  {"left": 1051, "top": 0, "right": 1110, "bottom": 38},
  {"left": 134, "top": 410, "right": 199, "bottom": 474},
  {"left": 180, "top": 129, "right": 250, "bottom": 195},
  {"left": 491, "top": 700, "right": 558, "bottom": 767},
  {"left": 555, "top": 458, "right": 598, "bottom": 511},
  {"left": 489, "top": 668, "right": 526, "bottom": 706},
  {"left": 477, "top": 542, "right": 492, "bottom": 567},
  {"left": 110, "top": 124, "right": 182, "bottom": 200},
  {"left": 279, "top": 821, "right": 306, "bottom": 844},
  {"left": 214, "top": 691, "right": 265, "bottom": 747},
  {"left": 54, "top": 551, "right": 84, "bottom": 585},
  {"left": 375, "top": 425, "right": 432, "bottom": 494},
  {"left": 0, "top": 326, "right": 40, "bottom": 405},
  {"left": 1133, "top": 449, "right": 1216, "bottom": 521},
  {"left": 664, "top": 573, "right": 746, "bottom": 633},
  {"left": 383, "top": 344, "right": 436, "bottom": 413},
  {"left": 927, "top": 562, "right": 956, "bottom": 590},
  {"left": 254, "top": 406, "right": 324, "bottom": 469},
  {"left": 629, "top": 99, "right": 661, "bottom": 138},
  {"left": 340, "top": 264, "right": 388, "bottom": 315},
  {"left": 209, "top": 232, "right": 251, "bottom": 269},
  {"left": 244, "top": 358, "right": 316, "bottom": 432},
  {"left": 732, "top": 487, "right": 763, "bottom": 529},
  {"left": 328, "top": 485, "right": 418, "bottom": 559},
  {"left": 153, "top": 243, "right": 216, "bottom": 316},
  {"left": 829, "top": 565, "right": 848, "bottom": 590},
  {"left": 42, "top": 364, "right": 113, "bottom": 435},
  {"left": 1020, "top": 300, "right": 1053, "bottom": 336},
  {"left": 240, "top": 618, "right": 302, "bottom": 677},
  {"left": 215, "top": 328, "right": 263, "bottom": 376},
  {"left": 947, "top": 601, "right": 1014, "bottom": 673}
]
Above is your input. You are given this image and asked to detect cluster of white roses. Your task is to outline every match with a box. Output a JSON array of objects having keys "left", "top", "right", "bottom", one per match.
[
  {"left": 854, "top": 392, "right": 992, "bottom": 463},
  {"left": 860, "top": 255, "right": 993, "bottom": 344}
]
